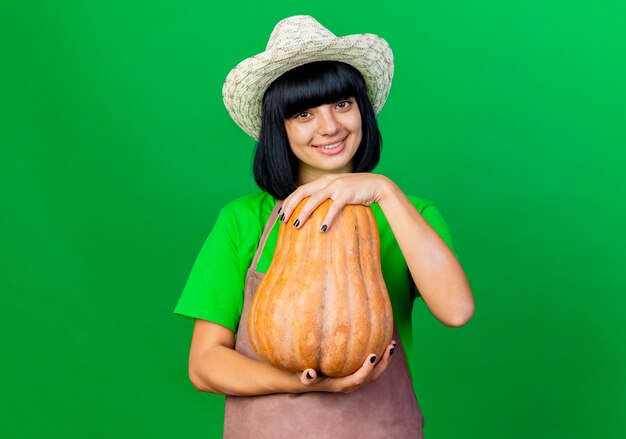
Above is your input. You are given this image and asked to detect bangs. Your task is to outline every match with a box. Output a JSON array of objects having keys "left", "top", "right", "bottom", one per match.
[{"left": 264, "top": 61, "right": 363, "bottom": 119}]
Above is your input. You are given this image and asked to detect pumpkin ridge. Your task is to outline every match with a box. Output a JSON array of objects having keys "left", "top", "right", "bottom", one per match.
[
  {"left": 339, "top": 207, "right": 353, "bottom": 375},
  {"left": 280, "top": 205, "right": 312, "bottom": 370},
  {"left": 321, "top": 204, "right": 349, "bottom": 375},
  {"left": 366, "top": 210, "right": 393, "bottom": 354},
  {"left": 354, "top": 207, "right": 374, "bottom": 367},
  {"left": 314, "top": 201, "right": 331, "bottom": 374},
  {"left": 342, "top": 206, "right": 364, "bottom": 373},
  {"left": 273, "top": 221, "right": 301, "bottom": 369},
  {"left": 316, "top": 202, "right": 332, "bottom": 372},
  {"left": 361, "top": 206, "right": 386, "bottom": 357},
  {"left": 365, "top": 207, "right": 392, "bottom": 352},
  {"left": 377, "top": 212, "right": 393, "bottom": 342},
  {"left": 319, "top": 229, "right": 330, "bottom": 372},
  {"left": 278, "top": 227, "right": 300, "bottom": 371},
  {"left": 357, "top": 207, "right": 377, "bottom": 369},
  {"left": 370, "top": 207, "right": 387, "bottom": 354},
  {"left": 303, "top": 199, "right": 331, "bottom": 372},
  {"left": 292, "top": 199, "right": 323, "bottom": 370},
  {"left": 291, "top": 215, "right": 318, "bottom": 371}
]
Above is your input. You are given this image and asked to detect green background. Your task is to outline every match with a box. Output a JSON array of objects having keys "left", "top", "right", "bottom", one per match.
[{"left": 2, "top": 0, "right": 624, "bottom": 437}]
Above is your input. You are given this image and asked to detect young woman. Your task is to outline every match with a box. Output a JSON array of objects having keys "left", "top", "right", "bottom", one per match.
[{"left": 175, "top": 15, "right": 474, "bottom": 438}]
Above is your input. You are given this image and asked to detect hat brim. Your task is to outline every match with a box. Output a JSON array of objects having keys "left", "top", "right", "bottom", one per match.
[{"left": 222, "top": 33, "right": 394, "bottom": 140}]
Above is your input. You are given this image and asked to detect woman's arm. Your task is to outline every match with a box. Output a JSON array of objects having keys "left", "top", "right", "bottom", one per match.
[
  {"left": 376, "top": 176, "right": 474, "bottom": 327},
  {"left": 188, "top": 319, "right": 396, "bottom": 396},
  {"left": 279, "top": 173, "right": 474, "bottom": 327}
]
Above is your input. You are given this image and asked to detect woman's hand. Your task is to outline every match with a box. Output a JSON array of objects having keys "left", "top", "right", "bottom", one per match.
[
  {"left": 282, "top": 172, "right": 474, "bottom": 327},
  {"left": 281, "top": 173, "right": 392, "bottom": 231},
  {"left": 189, "top": 320, "right": 395, "bottom": 396},
  {"left": 297, "top": 341, "right": 396, "bottom": 394}
]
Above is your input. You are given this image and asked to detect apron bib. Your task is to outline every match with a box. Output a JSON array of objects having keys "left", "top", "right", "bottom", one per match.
[{"left": 224, "top": 202, "right": 425, "bottom": 438}]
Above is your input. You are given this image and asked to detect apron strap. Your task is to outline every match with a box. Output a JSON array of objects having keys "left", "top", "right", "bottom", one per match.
[{"left": 251, "top": 200, "right": 283, "bottom": 271}]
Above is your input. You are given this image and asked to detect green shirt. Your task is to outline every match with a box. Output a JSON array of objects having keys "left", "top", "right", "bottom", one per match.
[{"left": 174, "top": 191, "right": 456, "bottom": 379}]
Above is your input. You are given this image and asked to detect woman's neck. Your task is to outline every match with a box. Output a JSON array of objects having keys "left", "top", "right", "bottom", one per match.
[{"left": 297, "top": 163, "right": 353, "bottom": 186}]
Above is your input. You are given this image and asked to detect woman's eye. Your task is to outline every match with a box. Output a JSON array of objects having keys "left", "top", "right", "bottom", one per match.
[
  {"left": 293, "top": 111, "right": 311, "bottom": 119},
  {"left": 336, "top": 100, "right": 352, "bottom": 109}
]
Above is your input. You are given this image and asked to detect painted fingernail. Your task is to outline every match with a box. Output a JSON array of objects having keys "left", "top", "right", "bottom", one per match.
[
  {"left": 280, "top": 214, "right": 285, "bottom": 221},
  {"left": 293, "top": 219, "right": 300, "bottom": 227},
  {"left": 306, "top": 371, "right": 312, "bottom": 379},
  {"left": 390, "top": 347, "right": 395, "bottom": 356},
  {"left": 320, "top": 224, "right": 328, "bottom": 232},
  {"left": 277, "top": 207, "right": 282, "bottom": 214},
  {"left": 370, "top": 355, "right": 377, "bottom": 364}
]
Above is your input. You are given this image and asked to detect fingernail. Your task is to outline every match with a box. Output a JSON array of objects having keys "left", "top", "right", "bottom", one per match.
[
  {"left": 277, "top": 207, "right": 282, "bottom": 214},
  {"left": 293, "top": 219, "right": 300, "bottom": 227},
  {"left": 280, "top": 214, "right": 285, "bottom": 221},
  {"left": 320, "top": 224, "right": 328, "bottom": 232},
  {"left": 306, "top": 371, "right": 312, "bottom": 379},
  {"left": 370, "top": 355, "right": 376, "bottom": 364},
  {"left": 390, "top": 347, "right": 395, "bottom": 356}
]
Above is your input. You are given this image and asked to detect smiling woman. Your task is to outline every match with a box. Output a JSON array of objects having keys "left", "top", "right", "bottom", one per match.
[
  {"left": 175, "top": 14, "right": 474, "bottom": 439},
  {"left": 256, "top": 61, "right": 379, "bottom": 198}
]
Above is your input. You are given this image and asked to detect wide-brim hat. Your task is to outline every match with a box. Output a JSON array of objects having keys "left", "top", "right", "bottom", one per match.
[{"left": 222, "top": 15, "right": 394, "bottom": 140}]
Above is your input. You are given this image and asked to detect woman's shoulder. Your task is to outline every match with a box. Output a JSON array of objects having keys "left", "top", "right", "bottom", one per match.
[
  {"left": 404, "top": 194, "right": 439, "bottom": 213},
  {"left": 372, "top": 193, "right": 439, "bottom": 215}
]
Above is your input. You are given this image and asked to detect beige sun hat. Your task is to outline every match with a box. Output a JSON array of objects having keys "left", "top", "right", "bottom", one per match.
[{"left": 222, "top": 15, "right": 394, "bottom": 140}]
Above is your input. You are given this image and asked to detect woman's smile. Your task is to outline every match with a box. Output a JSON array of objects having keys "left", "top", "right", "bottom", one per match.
[{"left": 312, "top": 137, "right": 347, "bottom": 154}]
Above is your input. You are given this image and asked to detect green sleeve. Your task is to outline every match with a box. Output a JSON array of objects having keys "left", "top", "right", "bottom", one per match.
[
  {"left": 418, "top": 200, "right": 457, "bottom": 258},
  {"left": 173, "top": 204, "right": 251, "bottom": 332}
]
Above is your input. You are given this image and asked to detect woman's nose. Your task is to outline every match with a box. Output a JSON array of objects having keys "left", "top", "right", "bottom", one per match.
[{"left": 316, "top": 109, "right": 340, "bottom": 136}]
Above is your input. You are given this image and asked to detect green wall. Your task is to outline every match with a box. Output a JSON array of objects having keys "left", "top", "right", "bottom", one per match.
[{"left": 2, "top": 1, "right": 624, "bottom": 438}]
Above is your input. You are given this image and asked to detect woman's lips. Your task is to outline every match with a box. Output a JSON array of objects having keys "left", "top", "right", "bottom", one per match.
[{"left": 313, "top": 138, "right": 346, "bottom": 155}]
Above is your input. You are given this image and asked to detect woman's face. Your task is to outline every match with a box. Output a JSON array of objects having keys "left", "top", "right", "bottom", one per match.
[{"left": 284, "top": 97, "right": 362, "bottom": 185}]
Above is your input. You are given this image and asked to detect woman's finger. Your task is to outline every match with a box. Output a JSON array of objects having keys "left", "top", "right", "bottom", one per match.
[
  {"left": 280, "top": 192, "right": 301, "bottom": 224},
  {"left": 281, "top": 181, "right": 333, "bottom": 226},
  {"left": 281, "top": 184, "right": 320, "bottom": 224},
  {"left": 318, "top": 197, "right": 347, "bottom": 232},
  {"left": 347, "top": 353, "right": 378, "bottom": 387},
  {"left": 370, "top": 341, "right": 396, "bottom": 381},
  {"left": 281, "top": 172, "right": 382, "bottom": 228},
  {"left": 290, "top": 192, "right": 336, "bottom": 228},
  {"left": 281, "top": 174, "right": 344, "bottom": 222},
  {"left": 305, "top": 344, "right": 395, "bottom": 393},
  {"left": 300, "top": 368, "right": 320, "bottom": 386}
]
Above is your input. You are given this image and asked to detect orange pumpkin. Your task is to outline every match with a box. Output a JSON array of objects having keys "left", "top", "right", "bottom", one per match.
[{"left": 248, "top": 198, "right": 393, "bottom": 377}]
